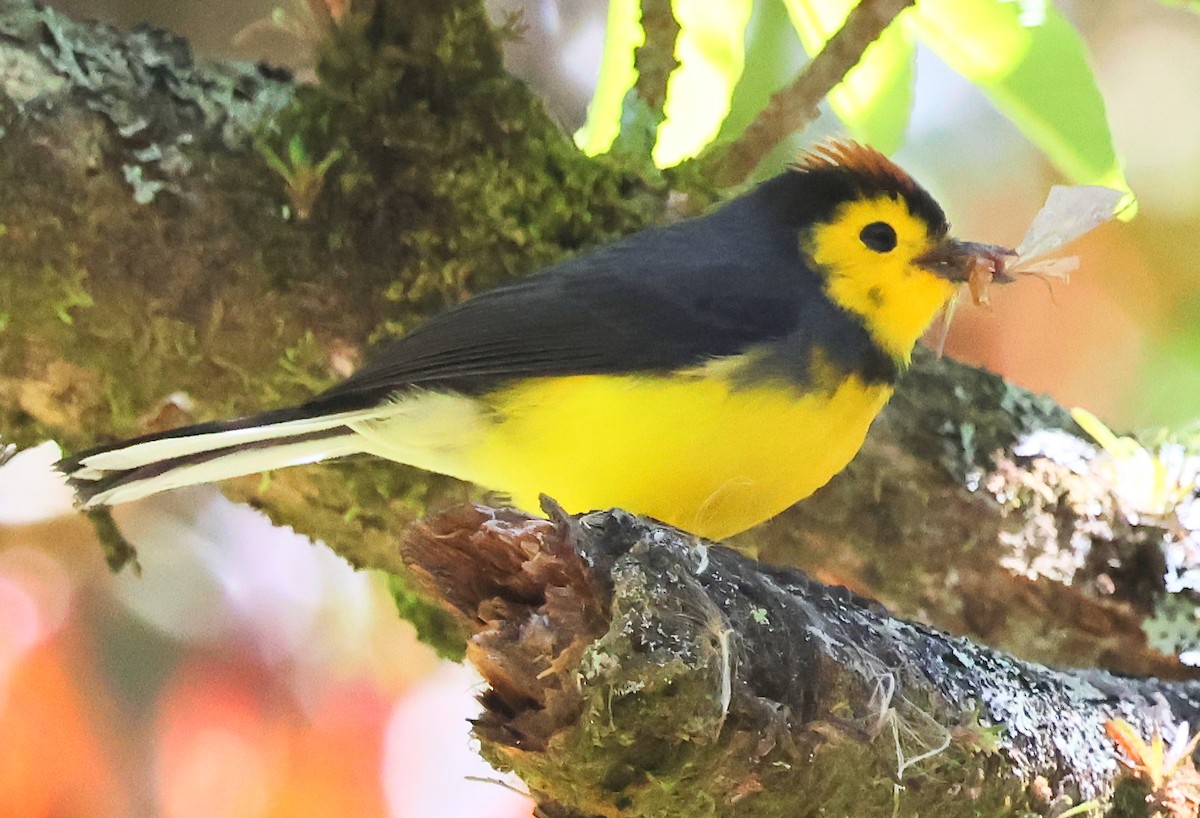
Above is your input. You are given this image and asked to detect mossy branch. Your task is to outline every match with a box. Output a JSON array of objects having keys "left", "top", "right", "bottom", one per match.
[
  {"left": 633, "top": 0, "right": 680, "bottom": 119},
  {"left": 405, "top": 502, "right": 1200, "bottom": 818}
]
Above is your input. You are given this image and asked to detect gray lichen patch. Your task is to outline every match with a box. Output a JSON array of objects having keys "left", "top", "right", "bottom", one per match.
[
  {"left": 986, "top": 430, "right": 1149, "bottom": 592},
  {"left": 0, "top": 40, "right": 66, "bottom": 106},
  {"left": 984, "top": 422, "right": 1200, "bottom": 667},
  {"left": 0, "top": 0, "right": 293, "bottom": 202}
]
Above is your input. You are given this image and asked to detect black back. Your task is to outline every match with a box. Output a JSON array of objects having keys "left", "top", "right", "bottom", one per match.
[{"left": 311, "top": 160, "right": 942, "bottom": 411}]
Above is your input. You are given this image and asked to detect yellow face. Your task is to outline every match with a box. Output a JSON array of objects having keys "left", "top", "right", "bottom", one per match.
[{"left": 804, "top": 194, "right": 958, "bottom": 362}]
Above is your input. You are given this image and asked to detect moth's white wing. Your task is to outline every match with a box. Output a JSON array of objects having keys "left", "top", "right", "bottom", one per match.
[{"left": 1014, "top": 186, "right": 1125, "bottom": 263}]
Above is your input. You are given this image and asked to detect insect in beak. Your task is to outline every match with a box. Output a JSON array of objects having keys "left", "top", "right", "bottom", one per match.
[{"left": 916, "top": 239, "right": 1017, "bottom": 285}]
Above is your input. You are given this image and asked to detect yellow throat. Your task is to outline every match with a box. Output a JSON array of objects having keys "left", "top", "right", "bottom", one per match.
[{"left": 808, "top": 195, "right": 958, "bottom": 362}]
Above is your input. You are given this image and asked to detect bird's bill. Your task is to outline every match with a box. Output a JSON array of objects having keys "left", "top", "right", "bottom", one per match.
[{"left": 916, "top": 239, "right": 1016, "bottom": 284}]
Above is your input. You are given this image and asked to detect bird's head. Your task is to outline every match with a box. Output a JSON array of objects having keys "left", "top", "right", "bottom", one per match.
[{"left": 778, "top": 141, "right": 1012, "bottom": 362}]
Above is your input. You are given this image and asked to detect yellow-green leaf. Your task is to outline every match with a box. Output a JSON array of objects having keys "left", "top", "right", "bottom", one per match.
[
  {"left": 652, "top": 0, "right": 755, "bottom": 167},
  {"left": 575, "top": 0, "right": 644, "bottom": 156},
  {"left": 782, "top": 0, "right": 916, "bottom": 154},
  {"left": 910, "top": 0, "right": 1135, "bottom": 216}
]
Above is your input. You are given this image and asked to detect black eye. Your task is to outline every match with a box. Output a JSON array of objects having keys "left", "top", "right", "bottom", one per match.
[{"left": 860, "top": 221, "right": 897, "bottom": 253}]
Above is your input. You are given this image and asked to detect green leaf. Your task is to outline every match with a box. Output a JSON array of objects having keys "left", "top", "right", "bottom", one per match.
[
  {"left": 712, "top": 0, "right": 806, "bottom": 178},
  {"left": 575, "top": 0, "right": 644, "bottom": 156},
  {"left": 782, "top": 0, "right": 916, "bottom": 153},
  {"left": 652, "top": 0, "right": 755, "bottom": 167},
  {"left": 910, "top": 0, "right": 1135, "bottom": 216}
]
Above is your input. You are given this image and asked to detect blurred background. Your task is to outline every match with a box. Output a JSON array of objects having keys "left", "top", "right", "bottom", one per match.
[{"left": 3, "top": 0, "right": 1199, "bottom": 815}]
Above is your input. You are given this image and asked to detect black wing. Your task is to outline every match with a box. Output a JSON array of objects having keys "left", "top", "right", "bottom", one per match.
[{"left": 313, "top": 181, "right": 821, "bottom": 407}]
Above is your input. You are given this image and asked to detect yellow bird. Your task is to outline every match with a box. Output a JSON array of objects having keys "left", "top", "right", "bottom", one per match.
[{"left": 59, "top": 142, "right": 1009, "bottom": 540}]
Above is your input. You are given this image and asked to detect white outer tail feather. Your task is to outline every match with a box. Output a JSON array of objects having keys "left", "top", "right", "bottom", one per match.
[
  {"left": 70, "top": 409, "right": 391, "bottom": 509},
  {"left": 64, "top": 392, "right": 489, "bottom": 509},
  {"left": 80, "top": 434, "right": 365, "bottom": 508},
  {"left": 75, "top": 409, "right": 380, "bottom": 473}
]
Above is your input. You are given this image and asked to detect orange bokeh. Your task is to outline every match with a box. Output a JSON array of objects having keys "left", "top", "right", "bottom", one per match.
[{"left": 0, "top": 631, "right": 128, "bottom": 818}]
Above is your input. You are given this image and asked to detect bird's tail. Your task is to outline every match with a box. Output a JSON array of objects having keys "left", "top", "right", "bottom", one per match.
[{"left": 57, "top": 405, "right": 382, "bottom": 509}]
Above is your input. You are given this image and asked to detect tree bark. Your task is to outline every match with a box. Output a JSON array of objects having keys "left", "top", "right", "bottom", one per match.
[
  {"left": 1, "top": 1, "right": 1197, "bottom": 814},
  {"left": 405, "top": 502, "right": 1200, "bottom": 818}
]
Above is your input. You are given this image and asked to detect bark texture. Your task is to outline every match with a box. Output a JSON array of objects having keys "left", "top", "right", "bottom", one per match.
[{"left": 405, "top": 502, "right": 1200, "bottom": 818}]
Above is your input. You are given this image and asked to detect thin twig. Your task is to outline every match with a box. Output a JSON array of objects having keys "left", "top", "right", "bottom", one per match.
[
  {"left": 634, "top": 0, "right": 681, "bottom": 117},
  {"left": 708, "top": 0, "right": 915, "bottom": 187}
]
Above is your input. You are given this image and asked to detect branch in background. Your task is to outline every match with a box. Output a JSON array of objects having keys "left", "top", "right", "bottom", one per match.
[
  {"left": 633, "top": 0, "right": 680, "bottom": 117},
  {"left": 405, "top": 502, "right": 1200, "bottom": 818},
  {"left": 708, "top": 0, "right": 915, "bottom": 187},
  {"left": 773, "top": 349, "right": 1200, "bottom": 683}
]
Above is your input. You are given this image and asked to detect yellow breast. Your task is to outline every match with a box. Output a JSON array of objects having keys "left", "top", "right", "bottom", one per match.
[
  {"left": 348, "top": 356, "right": 891, "bottom": 540},
  {"left": 464, "top": 365, "right": 890, "bottom": 540}
]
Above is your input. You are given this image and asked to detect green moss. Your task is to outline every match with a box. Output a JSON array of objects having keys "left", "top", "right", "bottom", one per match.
[
  {"left": 386, "top": 570, "right": 468, "bottom": 662},
  {"left": 488, "top": 683, "right": 1033, "bottom": 818},
  {"left": 88, "top": 507, "right": 142, "bottom": 574},
  {"left": 257, "top": 0, "right": 668, "bottom": 330},
  {"left": 1108, "top": 778, "right": 1153, "bottom": 817}
]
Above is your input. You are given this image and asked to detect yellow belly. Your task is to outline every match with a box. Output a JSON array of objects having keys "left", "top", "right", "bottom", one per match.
[{"left": 350, "top": 368, "right": 891, "bottom": 541}]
